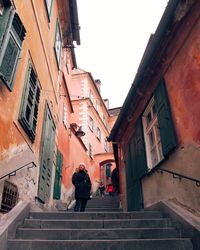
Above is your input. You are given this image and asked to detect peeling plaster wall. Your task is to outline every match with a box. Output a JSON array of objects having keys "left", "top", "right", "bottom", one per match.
[
  {"left": 142, "top": 142, "right": 200, "bottom": 217},
  {"left": 118, "top": 1, "right": 200, "bottom": 214},
  {"left": 142, "top": 2, "right": 200, "bottom": 215}
]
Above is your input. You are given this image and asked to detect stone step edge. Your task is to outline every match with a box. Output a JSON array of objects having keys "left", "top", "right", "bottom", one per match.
[
  {"left": 24, "top": 218, "right": 170, "bottom": 222},
  {"left": 17, "top": 227, "right": 176, "bottom": 231},
  {"left": 8, "top": 238, "right": 191, "bottom": 242}
]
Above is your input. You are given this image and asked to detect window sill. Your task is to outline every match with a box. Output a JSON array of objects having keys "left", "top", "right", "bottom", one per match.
[
  {"left": 0, "top": 74, "right": 12, "bottom": 92},
  {"left": 142, "top": 157, "right": 167, "bottom": 179}
]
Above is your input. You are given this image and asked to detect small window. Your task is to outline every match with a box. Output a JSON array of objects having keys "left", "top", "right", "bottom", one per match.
[
  {"left": 89, "top": 90, "right": 94, "bottom": 104},
  {"left": 0, "top": 0, "right": 4, "bottom": 15},
  {"left": 96, "top": 127, "right": 101, "bottom": 141},
  {"left": 88, "top": 143, "right": 93, "bottom": 158},
  {"left": 19, "top": 62, "right": 40, "bottom": 142},
  {"left": 103, "top": 115, "right": 107, "bottom": 128},
  {"left": 104, "top": 138, "right": 109, "bottom": 152},
  {"left": 44, "top": 0, "right": 53, "bottom": 21},
  {"left": 96, "top": 100, "right": 99, "bottom": 112},
  {"left": 54, "top": 19, "right": 62, "bottom": 68},
  {"left": 0, "top": 180, "right": 19, "bottom": 213},
  {"left": 142, "top": 97, "right": 163, "bottom": 169},
  {"left": 63, "top": 103, "right": 68, "bottom": 128},
  {"left": 0, "top": 11, "right": 26, "bottom": 90},
  {"left": 89, "top": 116, "right": 94, "bottom": 132}
]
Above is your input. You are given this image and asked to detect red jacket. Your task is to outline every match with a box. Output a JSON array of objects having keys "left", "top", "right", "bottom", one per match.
[{"left": 107, "top": 185, "right": 114, "bottom": 192}]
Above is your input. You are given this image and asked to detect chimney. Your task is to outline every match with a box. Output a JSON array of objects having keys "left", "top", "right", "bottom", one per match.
[
  {"left": 103, "top": 99, "right": 109, "bottom": 109},
  {"left": 94, "top": 79, "right": 101, "bottom": 92}
]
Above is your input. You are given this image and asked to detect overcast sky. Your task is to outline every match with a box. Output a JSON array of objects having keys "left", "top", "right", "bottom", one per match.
[{"left": 75, "top": 0, "right": 169, "bottom": 109}]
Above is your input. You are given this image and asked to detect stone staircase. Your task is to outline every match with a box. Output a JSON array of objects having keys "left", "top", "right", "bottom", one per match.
[{"left": 7, "top": 196, "right": 193, "bottom": 250}]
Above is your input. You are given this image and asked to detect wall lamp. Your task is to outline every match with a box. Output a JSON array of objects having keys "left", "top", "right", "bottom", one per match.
[{"left": 70, "top": 123, "right": 85, "bottom": 137}]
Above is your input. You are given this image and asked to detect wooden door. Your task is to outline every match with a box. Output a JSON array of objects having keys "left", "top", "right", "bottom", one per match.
[{"left": 38, "top": 104, "right": 55, "bottom": 203}]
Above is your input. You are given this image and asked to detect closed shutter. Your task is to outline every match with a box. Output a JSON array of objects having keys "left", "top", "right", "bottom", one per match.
[
  {"left": 134, "top": 118, "right": 148, "bottom": 178},
  {"left": 154, "top": 79, "right": 176, "bottom": 156},
  {"left": 38, "top": 104, "right": 55, "bottom": 203},
  {"left": 125, "top": 119, "right": 147, "bottom": 211},
  {"left": 0, "top": 33, "right": 19, "bottom": 86},
  {"left": 0, "top": 12, "right": 25, "bottom": 90},
  {"left": 53, "top": 150, "right": 63, "bottom": 200}
]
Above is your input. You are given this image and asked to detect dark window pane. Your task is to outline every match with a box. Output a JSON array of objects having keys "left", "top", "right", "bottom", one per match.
[
  {"left": 149, "top": 130, "right": 155, "bottom": 146},
  {"left": 146, "top": 112, "right": 152, "bottom": 125}
]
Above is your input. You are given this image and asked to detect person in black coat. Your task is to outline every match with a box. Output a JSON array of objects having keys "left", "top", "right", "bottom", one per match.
[{"left": 72, "top": 163, "right": 91, "bottom": 212}]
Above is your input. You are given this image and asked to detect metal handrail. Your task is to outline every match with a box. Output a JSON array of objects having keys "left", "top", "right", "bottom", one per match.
[
  {"left": 0, "top": 161, "right": 37, "bottom": 181},
  {"left": 157, "top": 168, "right": 200, "bottom": 187}
]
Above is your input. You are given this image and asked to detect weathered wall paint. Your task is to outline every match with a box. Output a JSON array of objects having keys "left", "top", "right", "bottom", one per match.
[
  {"left": 0, "top": 0, "right": 70, "bottom": 210},
  {"left": 116, "top": 1, "right": 200, "bottom": 215}
]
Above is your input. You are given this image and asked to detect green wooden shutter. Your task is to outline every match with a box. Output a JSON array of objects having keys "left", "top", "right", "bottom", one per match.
[
  {"left": 53, "top": 150, "right": 63, "bottom": 200},
  {"left": 0, "top": 34, "right": 19, "bottom": 86},
  {"left": 19, "top": 65, "right": 40, "bottom": 142},
  {"left": 154, "top": 79, "right": 177, "bottom": 156},
  {"left": 134, "top": 118, "right": 148, "bottom": 178},
  {"left": 125, "top": 119, "right": 147, "bottom": 211},
  {"left": 38, "top": 104, "right": 56, "bottom": 203},
  {"left": 0, "top": 12, "right": 25, "bottom": 89}
]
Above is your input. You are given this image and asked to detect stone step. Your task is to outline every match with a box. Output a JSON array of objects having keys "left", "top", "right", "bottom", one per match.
[
  {"left": 7, "top": 238, "right": 193, "bottom": 250},
  {"left": 86, "top": 204, "right": 120, "bottom": 208},
  {"left": 16, "top": 227, "right": 179, "bottom": 240},
  {"left": 85, "top": 208, "right": 123, "bottom": 212},
  {"left": 23, "top": 218, "right": 172, "bottom": 229},
  {"left": 29, "top": 211, "right": 163, "bottom": 220}
]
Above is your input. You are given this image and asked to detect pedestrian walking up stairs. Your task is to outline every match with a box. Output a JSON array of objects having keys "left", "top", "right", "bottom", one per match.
[{"left": 7, "top": 196, "right": 193, "bottom": 250}]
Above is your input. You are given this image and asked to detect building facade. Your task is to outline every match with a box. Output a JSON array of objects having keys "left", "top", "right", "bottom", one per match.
[
  {"left": 67, "top": 69, "right": 118, "bottom": 192},
  {"left": 109, "top": 0, "right": 200, "bottom": 217},
  {"left": 0, "top": 0, "right": 80, "bottom": 211}
]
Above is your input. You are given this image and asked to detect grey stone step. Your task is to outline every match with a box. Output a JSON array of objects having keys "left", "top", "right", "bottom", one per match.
[
  {"left": 16, "top": 227, "right": 179, "bottom": 240},
  {"left": 23, "top": 218, "right": 172, "bottom": 229},
  {"left": 7, "top": 238, "right": 193, "bottom": 250},
  {"left": 85, "top": 208, "right": 123, "bottom": 212},
  {"left": 29, "top": 211, "right": 163, "bottom": 220}
]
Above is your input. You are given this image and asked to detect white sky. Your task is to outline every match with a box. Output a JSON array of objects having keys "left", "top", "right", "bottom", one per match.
[{"left": 75, "top": 0, "right": 169, "bottom": 109}]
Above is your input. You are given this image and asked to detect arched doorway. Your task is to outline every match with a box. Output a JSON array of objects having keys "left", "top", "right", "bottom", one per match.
[{"left": 99, "top": 159, "right": 115, "bottom": 188}]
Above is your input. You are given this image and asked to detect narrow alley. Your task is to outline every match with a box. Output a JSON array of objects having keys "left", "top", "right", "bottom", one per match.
[{"left": 0, "top": 0, "right": 200, "bottom": 249}]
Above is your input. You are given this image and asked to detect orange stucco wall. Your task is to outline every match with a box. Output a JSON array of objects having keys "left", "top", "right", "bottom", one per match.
[{"left": 0, "top": 0, "right": 70, "bottom": 207}]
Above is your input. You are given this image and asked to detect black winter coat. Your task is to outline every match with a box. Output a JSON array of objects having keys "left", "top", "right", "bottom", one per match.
[{"left": 72, "top": 170, "right": 91, "bottom": 200}]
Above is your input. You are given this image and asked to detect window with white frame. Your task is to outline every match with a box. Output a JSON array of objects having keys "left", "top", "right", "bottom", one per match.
[
  {"left": 54, "top": 19, "right": 62, "bottom": 68},
  {"left": 96, "top": 127, "right": 101, "bottom": 141},
  {"left": 0, "top": 0, "right": 4, "bottom": 15},
  {"left": 95, "top": 100, "right": 99, "bottom": 112},
  {"left": 88, "top": 143, "right": 93, "bottom": 158},
  {"left": 142, "top": 97, "right": 163, "bottom": 169},
  {"left": 44, "top": 0, "right": 53, "bottom": 21},
  {"left": 63, "top": 103, "right": 68, "bottom": 128},
  {"left": 104, "top": 138, "right": 109, "bottom": 152},
  {"left": 88, "top": 116, "right": 94, "bottom": 132},
  {"left": 89, "top": 89, "right": 94, "bottom": 104}
]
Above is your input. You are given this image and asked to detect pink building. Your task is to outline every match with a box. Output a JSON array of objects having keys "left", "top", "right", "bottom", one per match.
[{"left": 65, "top": 68, "right": 119, "bottom": 193}]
